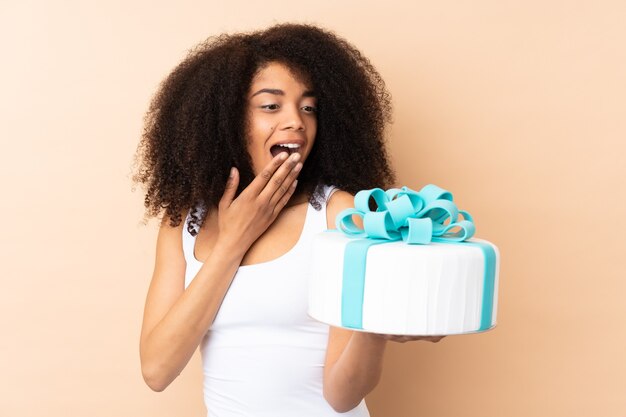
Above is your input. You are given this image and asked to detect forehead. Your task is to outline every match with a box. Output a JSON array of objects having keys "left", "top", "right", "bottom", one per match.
[{"left": 250, "top": 62, "right": 313, "bottom": 90}]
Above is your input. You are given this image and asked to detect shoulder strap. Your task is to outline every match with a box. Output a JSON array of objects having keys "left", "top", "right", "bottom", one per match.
[
  {"left": 181, "top": 206, "right": 204, "bottom": 264},
  {"left": 325, "top": 184, "right": 339, "bottom": 200},
  {"left": 322, "top": 184, "right": 340, "bottom": 230}
]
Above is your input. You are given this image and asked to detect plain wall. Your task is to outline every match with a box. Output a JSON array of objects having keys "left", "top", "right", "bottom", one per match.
[{"left": 1, "top": 1, "right": 624, "bottom": 416}]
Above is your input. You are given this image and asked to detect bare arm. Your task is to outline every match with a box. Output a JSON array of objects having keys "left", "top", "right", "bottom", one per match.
[
  {"left": 139, "top": 152, "right": 302, "bottom": 391},
  {"left": 322, "top": 190, "right": 444, "bottom": 412}
]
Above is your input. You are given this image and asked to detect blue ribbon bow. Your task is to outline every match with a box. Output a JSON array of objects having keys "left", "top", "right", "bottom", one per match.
[{"left": 336, "top": 184, "right": 476, "bottom": 244}]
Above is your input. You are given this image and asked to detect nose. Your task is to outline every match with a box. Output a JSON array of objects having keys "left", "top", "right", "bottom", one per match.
[{"left": 281, "top": 105, "right": 305, "bottom": 131}]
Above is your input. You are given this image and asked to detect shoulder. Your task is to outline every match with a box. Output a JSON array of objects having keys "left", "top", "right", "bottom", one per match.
[{"left": 325, "top": 188, "right": 361, "bottom": 230}]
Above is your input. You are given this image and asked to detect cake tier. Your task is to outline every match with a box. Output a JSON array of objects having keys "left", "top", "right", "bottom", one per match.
[{"left": 308, "top": 231, "right": 499, "bottom": 335}]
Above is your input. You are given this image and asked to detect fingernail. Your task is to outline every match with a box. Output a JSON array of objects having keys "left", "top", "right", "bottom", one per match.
[
  {"left": 294, "top": 162, "right": 302, "bottom": 172},
  {"left": 279, "top": 152, "right": 288, "bottom": 160},
  {"left": 291, "top": 152, "right": 301, "bottom": 162},
  {"left": 229, "top": 167, "right": 235, "bottom": 178}
]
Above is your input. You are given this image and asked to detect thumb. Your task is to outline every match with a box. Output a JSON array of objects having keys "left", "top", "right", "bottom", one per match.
[{"left": 219, "top": 167, "right": 239, "bottom": 209}]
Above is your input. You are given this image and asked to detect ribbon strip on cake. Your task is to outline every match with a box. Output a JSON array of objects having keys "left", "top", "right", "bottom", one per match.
[{"left": 334, "top": 184, "right": 497, "bottom": 332}]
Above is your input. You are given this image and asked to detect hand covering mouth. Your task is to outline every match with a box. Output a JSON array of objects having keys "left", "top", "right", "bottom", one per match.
[{"left": 270, "top": 143, "right": 301, "bottom": 157}]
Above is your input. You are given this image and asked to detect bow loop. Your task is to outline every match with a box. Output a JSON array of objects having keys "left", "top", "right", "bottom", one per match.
[
  {"left": 354, "top": 188, "right": 388, "bottom": 213},
  {"left": 417, "top": 199, "right": 459, "bottom": 225},
  {"left": 419, "top": 184, "right": 453, "bottom": 204},
  {"left": 385, "top": 194, "right": 417, "bottom": 229},
  {"left": 363, "top": 211, "right": 400, "bottom": 240},
  {"left": 336, "top": 208, "right": 366, "bottom": 237},
  {"left": 404, "top": 217, "right": 433, "bottom": 244}
]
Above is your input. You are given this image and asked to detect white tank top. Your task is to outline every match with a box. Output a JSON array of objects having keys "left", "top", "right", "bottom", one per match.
[{"left": 182, "top": 185, "right": 370, "bottom": 417}]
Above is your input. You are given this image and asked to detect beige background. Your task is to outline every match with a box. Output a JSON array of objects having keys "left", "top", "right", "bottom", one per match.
[{"left": 1, "top": 1, "right": 624, "bottom": 416}]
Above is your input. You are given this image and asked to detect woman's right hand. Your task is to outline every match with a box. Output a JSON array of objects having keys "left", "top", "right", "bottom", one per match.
[{"left": 214, "top": 151, "right": 302, "bottom": 255}]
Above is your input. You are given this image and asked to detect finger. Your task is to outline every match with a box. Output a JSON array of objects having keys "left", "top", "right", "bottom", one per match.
[
  {"left": 259, "top": 152, "right": 301, "bottom": 204},
  {"left": 421, "top": 336, "right": 443, "bottom": 342},
  {"left": 218, "top": 167, "right": 239, "bottom": 210},
  {"left": 272, "top": 179, "right": 298, "bottom": 217},
  {"left": 384, "top": 335, "right": 406, "bottom": 343},
  {"left": 247, "top": 152, "right": 289, "bottom": 196},
  {"left": 268, "top": 160, "right": 302, "bottom": 207}
]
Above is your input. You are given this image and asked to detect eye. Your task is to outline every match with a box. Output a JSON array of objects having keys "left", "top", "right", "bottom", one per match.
[
  {"left": 261, "top": 104, "right": 280, "bottom": 111},
  {"left": 302, "top": 105, "right": 317, "bottom": 113}
]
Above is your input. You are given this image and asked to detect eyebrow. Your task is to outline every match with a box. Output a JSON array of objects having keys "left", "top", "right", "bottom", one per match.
[{"left": 250, "top": 88, "right": 316, "bottom": 98}]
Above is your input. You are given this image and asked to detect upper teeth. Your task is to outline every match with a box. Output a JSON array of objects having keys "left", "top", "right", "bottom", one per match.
[{"left": 278, "top": 143, "right": 300, "bottom": 149}]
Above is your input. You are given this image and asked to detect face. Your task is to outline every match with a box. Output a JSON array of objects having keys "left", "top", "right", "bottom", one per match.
[{"left": 245, "top": 62, "right": 317, "bottom": 175}]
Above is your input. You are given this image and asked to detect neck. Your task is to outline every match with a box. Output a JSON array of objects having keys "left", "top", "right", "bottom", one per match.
[{"left": 285, "top": 190, "right": 310, "bottom": 208}]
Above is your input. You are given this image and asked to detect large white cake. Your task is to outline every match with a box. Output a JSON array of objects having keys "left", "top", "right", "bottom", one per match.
[{"left": 307, "top": 184, "right": 500, "bottom": 336}]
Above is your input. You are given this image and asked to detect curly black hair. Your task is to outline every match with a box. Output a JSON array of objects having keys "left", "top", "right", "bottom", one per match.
[{"left": 132, "top": 22, "right": 395, "bottom": 236}]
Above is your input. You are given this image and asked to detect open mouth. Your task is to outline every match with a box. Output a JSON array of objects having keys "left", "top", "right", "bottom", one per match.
[{"left": 270, "top": 144, "right": 301, "bottom": 158}]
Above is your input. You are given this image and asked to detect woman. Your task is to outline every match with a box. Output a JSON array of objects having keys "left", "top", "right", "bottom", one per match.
[{"left": 133, "top": 23, "right": 443, "bottom": 416}]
